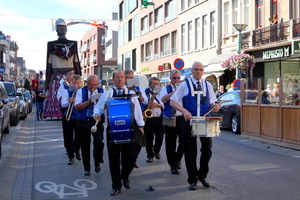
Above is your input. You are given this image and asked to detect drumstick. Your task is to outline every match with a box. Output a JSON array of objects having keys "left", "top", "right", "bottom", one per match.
[
  {"left": 203, "top": 101, "right": 223, "bottom": 118},
  {"left": 91, "top": 119, "right": 100, "bottom": 133}
]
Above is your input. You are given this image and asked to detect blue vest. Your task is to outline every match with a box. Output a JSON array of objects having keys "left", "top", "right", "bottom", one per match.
[
  {"left": 77, "top": 87, "right": 104, "bottom": 121},
  {"left": 162, "top": 85, "right": 173, "bottom": 118},
  {"left": 182, "top": 79, "right": 210, "bottom": 117},
  {"left": 136, "top": 86, "right": 146, "bottom": 111}
]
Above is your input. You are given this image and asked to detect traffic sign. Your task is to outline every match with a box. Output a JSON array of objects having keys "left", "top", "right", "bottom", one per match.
[
  {"left": 0, "top": 66, "right": 5, "bottom": 73},
  {"left": 174, "top": 58, "right": 184, "bottom": 70},
  {"left": 233, "top": 79, "right": 241, "bottom": 90}
]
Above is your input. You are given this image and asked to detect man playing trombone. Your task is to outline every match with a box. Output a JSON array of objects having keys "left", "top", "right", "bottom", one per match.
[{"left": 61, "top": 75, "right": 82, "bottom": 165}]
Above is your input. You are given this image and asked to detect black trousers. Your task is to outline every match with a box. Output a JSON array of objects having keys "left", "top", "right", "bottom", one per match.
[
  {"left": 182, "top": 120, "right": 212, "bottom": 184},
  {"left": 78, "top": 117, "right": 104, "bottom": 172},
  {"left": 144, "top": 116, "right": 164, "bottom": 158},
  {"left": 106, "top": 126, "right": 141, "bottom": 190},
  {"left": 62, "top": 116, "right": 80, "bottom": 159},
  {"left": 165, "top": 116, "right": 184, "bottom": 170}
]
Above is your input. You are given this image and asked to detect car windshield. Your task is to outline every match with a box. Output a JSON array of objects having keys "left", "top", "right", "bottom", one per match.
[{"left": 4, "top": 84, "right": 15, "bottom": 96}]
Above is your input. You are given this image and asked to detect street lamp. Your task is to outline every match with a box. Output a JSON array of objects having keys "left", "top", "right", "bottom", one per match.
[{"left": 233, "top": 24, "right": 248, "bottom": 79}]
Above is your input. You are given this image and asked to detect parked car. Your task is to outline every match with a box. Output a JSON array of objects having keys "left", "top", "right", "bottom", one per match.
[
  {"left": 23, "top": 90, "right": 33, "bottom": 113},
  {"left": 0, "top": 82, "right": 11, "bottom": 159},
  {"left": 18, "top": 93, "right": 28, "bottom": 120},
  {"left": 3, "top": 82, "right": 21, "bottom": 126},
  {"left": 212, "top": 90, "right": 258, "bottom": 134}
]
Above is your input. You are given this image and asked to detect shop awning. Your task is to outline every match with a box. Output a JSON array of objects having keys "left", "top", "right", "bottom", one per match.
[{"left": 208, "top": 52, "right": 236, "bottom": 65}]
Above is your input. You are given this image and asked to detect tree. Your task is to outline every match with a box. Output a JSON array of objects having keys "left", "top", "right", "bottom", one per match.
[{"left": 24, "top": 78, "right": 31, "bottom": 91}]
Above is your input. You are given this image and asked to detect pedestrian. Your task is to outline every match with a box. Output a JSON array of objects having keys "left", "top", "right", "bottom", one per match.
[
  {"left": 57, "top": 71, "right": 75, "bottom": 155},
  {"left": 144, "top": 77, "right": 164, "bottom": 163},
  {"left": 216, "top": 85, "right": 226, "bottom": 98},
  {"left": 61, "top": 75, "right": 82, "bottom": 165},
  {"left": 93, "top": 70, "right": 145, "bottom": 196},
  {"left": 170, "top": 61, "right": 220, "bottom": 190},
  {"left": 74, "top": 75, "right": 105, "bottom": 176},
  {"left": 124, "top": 69, "right": 148, "bottom": 168},
  {"left": 160, "top": 69, "right": 184, "bottom": 174},
  {"left": 35, "top": 84, "right": 47, "bottom": 121}
]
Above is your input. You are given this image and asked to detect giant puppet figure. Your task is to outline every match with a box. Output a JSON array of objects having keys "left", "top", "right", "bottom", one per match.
[{"left": 43, "top": 18, "right": 81, "bottom": 119}]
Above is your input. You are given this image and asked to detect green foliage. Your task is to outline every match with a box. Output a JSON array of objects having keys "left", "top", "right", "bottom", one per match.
[{"left": 24, "top": 78, "right": 31, "bottom": 90}]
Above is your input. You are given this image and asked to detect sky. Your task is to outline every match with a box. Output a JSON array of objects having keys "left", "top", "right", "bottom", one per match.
[{"left": 0, "top": 0, "right": 117, "bottom": 73}]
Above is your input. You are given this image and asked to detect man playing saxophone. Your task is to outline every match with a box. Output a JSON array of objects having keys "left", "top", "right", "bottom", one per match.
[
  {"left": 61, "top": 75, "right": 82, "bottom": 165},
  {"left": 144, "top": 77, "right": 164, "bottom": 163}
]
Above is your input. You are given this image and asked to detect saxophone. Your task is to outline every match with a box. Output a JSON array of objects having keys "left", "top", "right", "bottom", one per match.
[{"left": 143, "top": 92, "right": 157, "bottom": 122}]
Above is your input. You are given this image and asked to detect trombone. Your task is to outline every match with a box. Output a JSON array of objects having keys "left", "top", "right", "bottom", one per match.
[{"left": 66, "top": 93, "right": 75, "bottom": 121}]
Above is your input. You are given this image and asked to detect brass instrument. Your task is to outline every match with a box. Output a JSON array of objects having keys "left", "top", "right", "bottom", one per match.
[
  {"left": 143, "top": 92, "right": 157, "bottom": 122},
  {"left": 66, "top": 93, "right": 75, "bottom": 121}
]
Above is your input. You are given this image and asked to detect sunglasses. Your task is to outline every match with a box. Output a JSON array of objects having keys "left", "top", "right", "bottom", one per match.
[{"left": 172, "top": 77, "right": 180, "bottom": 79}]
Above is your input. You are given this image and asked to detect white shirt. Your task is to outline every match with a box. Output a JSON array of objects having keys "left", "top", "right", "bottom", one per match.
[
  {"left": 57, "top": 83, "right": 68, "bottom": 101},
  {"left": 61, "top": 89, "right": 72, "bottom": 108},
  {"left": 93, "top": 87, "right": 145, "bottom": 127},
  {"left": 170, "top": 77, "right": 217, "bottom": 104},
  {"left": 160, "top": 84, "right": 183, "bottom": 116},
  {"left": 74, "top": 87, "right": 104, "bottom": 106}
]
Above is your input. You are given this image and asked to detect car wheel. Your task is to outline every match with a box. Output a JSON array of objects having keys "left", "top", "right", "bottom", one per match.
[
  {"left": 11, "top": 112, "right": 20, "bottom": 126},
  {"left": 3, "top": 121, "right": 10, "bottom": 134},
  {"left": 231, "top": 115, "right": 240, "bottom": 134}
]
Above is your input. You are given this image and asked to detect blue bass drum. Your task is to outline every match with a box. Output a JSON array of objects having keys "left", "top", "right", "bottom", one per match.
[{"left": 107, "top": 97, "right": 134, "bottom": 144}]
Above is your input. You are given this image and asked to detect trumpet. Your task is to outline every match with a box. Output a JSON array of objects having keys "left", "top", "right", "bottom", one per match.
[{"left": 66, "top": 93, "right": 75, "bottom": 121}]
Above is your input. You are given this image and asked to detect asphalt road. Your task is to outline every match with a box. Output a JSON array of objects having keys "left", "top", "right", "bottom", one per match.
[{"left": 1, "top": 106, "right": 300, "bottom": 200}]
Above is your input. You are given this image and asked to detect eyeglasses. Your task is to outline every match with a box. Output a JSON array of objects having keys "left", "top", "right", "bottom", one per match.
[
  {"left": 192, "top": 69, "right": 204, "bottom": 72},
  {"left": 172, "top": 77, "right": 180, "bottom": 79}
]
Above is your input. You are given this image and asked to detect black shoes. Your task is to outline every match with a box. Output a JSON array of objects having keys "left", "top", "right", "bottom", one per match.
[
  {"left": 95, "top": 164, "right": 101, "bottom": 173},
  {"left": 84, "top": 171, "right": 91, "bottom": 176},
  {"left": 67, "top": 158, "right": 74, "bottom": 165},
  {"left": 177, "top": 162, "right": 181, "bottom": 169},
  {"left": 134, "top": 162, "right": 139, "bottom": 168},
  {"left": 171, "top": 168, "right": 180, "bottom": 174},
  {"left": 189, "top": 183, "right": 197, "bottom": 190},
  {"left": 199, "top": 178, "right": 211, "bottom": 188},
  {"left": 76, "top": 153, "right": 81, "bottom": 161},
  {"left": 146, "top": 157, "right": 153, "bottom": 163},
  {"left": 111, "top": 189, "right": 121, "bottom": 196},
  {"left": 123, "top": 180, "right": 131, "bottom": 189},
  {"left": 154, "top": 153, "right": 161, "bottom": 159}
]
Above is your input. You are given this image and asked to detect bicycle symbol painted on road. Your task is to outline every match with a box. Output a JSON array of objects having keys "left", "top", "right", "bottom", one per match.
[{"left": 35, "top": 179, "right": 97, "bottom": 198}]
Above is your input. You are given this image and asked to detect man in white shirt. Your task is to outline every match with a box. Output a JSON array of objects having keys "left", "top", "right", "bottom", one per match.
[
  {"left": 170, "top": 61, "right": 220, "bottom": 190},
  {"left": 93, "top": 70, "right": 144, "bottom": 196}
]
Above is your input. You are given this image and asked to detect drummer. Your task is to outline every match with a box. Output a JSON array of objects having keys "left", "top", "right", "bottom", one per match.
[
  {"left": 170, "top": 61, "right": 219, "bottom": 190},
  {"left": 93, "top": 70, "right": 144, "bottom": 196}
]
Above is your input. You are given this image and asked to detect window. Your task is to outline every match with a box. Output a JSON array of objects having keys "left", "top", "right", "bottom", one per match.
[
  {"left": 188, "top": 21, "right": 192, "bottom": 52},
  {"left": 181, "top": 0, "right": 185, "bottom": 11},
  {"left": 117, "top": 55, "right": 123, "bottom": 70},
  {"left": 181, "top": 24, "right": 186, "bottom": 53},
  {"left": 128, "top": 19, "right": 132, "bottom": 42},
  {"left": 118, "top": 26, "right": 123, "bottom": 47},
  {"left": 165, "top": 0, "right": 176, "bottom": 23},
  {"left": 210, "top": 12, "right": 215, "bottom": 46},
  {"left": 141, "top": 16, "right": 148, "bottom": 35},
  {"left": 243, "top": 0, "right": 249, "bottom": 30},
  {"left": 171, "top": 31, "right": 177, "bottom": 54},
  {"left": 119, "top": 2, "right": 124, "bottom": 21},
  {"left": 224, "top": 2, "right": 229, "bottom": 36},
  {"left": 134, "top": 14, "right": 139, "bottom": 38},
  {"left": 188, "top": 0, "right": 192, "bottom": 7},
  {"left": 195, "top": 18, "right": 200, "bottom": 50},
  {"left": 202, "top": 15, "right": 207, "bottom": 48},
  {"left": 293, "top": 0, "right": 300, "bottom": 19},
  {"left": 123, "top": 22, "right": 128, "bottom": 44},
  {"left": 232, "top": 0, "right": 238, "bottom": 34},
  {"left": 257, "top": 0, "right": 264, "bottom": 28},
  {"left": 102, "top": 49, "right": 105, "bottom": 57},
  {"left": 161, "top": 34, "right": 170, "bottom": 57},
  {"left": 132, "top": 49, "right": 137, "bottom": 71},
  {"left": 154, "top": 39, "right": 159, "bottom": 59},
  {"left": 125, "top": 51, "right": 131, "bottom": 70},
  {"left": 146, "top": 41, "right": 153, "bottom": 61},
  {"left": 141, "top": 44, "right": 144, "bottom": 62},
  {"left": 149, "top": 12, "right": 153, "bottom": 31},
  {"left": 155, "top": 7, "right": 163, "bottom": 28}
]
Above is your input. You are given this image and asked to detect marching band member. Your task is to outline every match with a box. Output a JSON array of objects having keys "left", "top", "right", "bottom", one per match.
[
  {"left": 75, "top": 75, "right": 105, "bottom": 176},
  {"left": 160, "top": 69, "right": 184, "bottom": 174},
  {"left": 61, "top": 75, "right": 82, "bottom": 165},
  {"left": 93, "top": 70, "right": 144, "bottom": 196},
  {"left": 57, "top": 71, "right": 75, "bottom": 155},
  {"left": 144, "top": 77, "right": 164, "bottom": 163},
  {"left": 124, "top": 69, "right": 148, "bottom": 168},
  {"left": 170, "top": 62, "right": 219, "bottom": 190}
]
